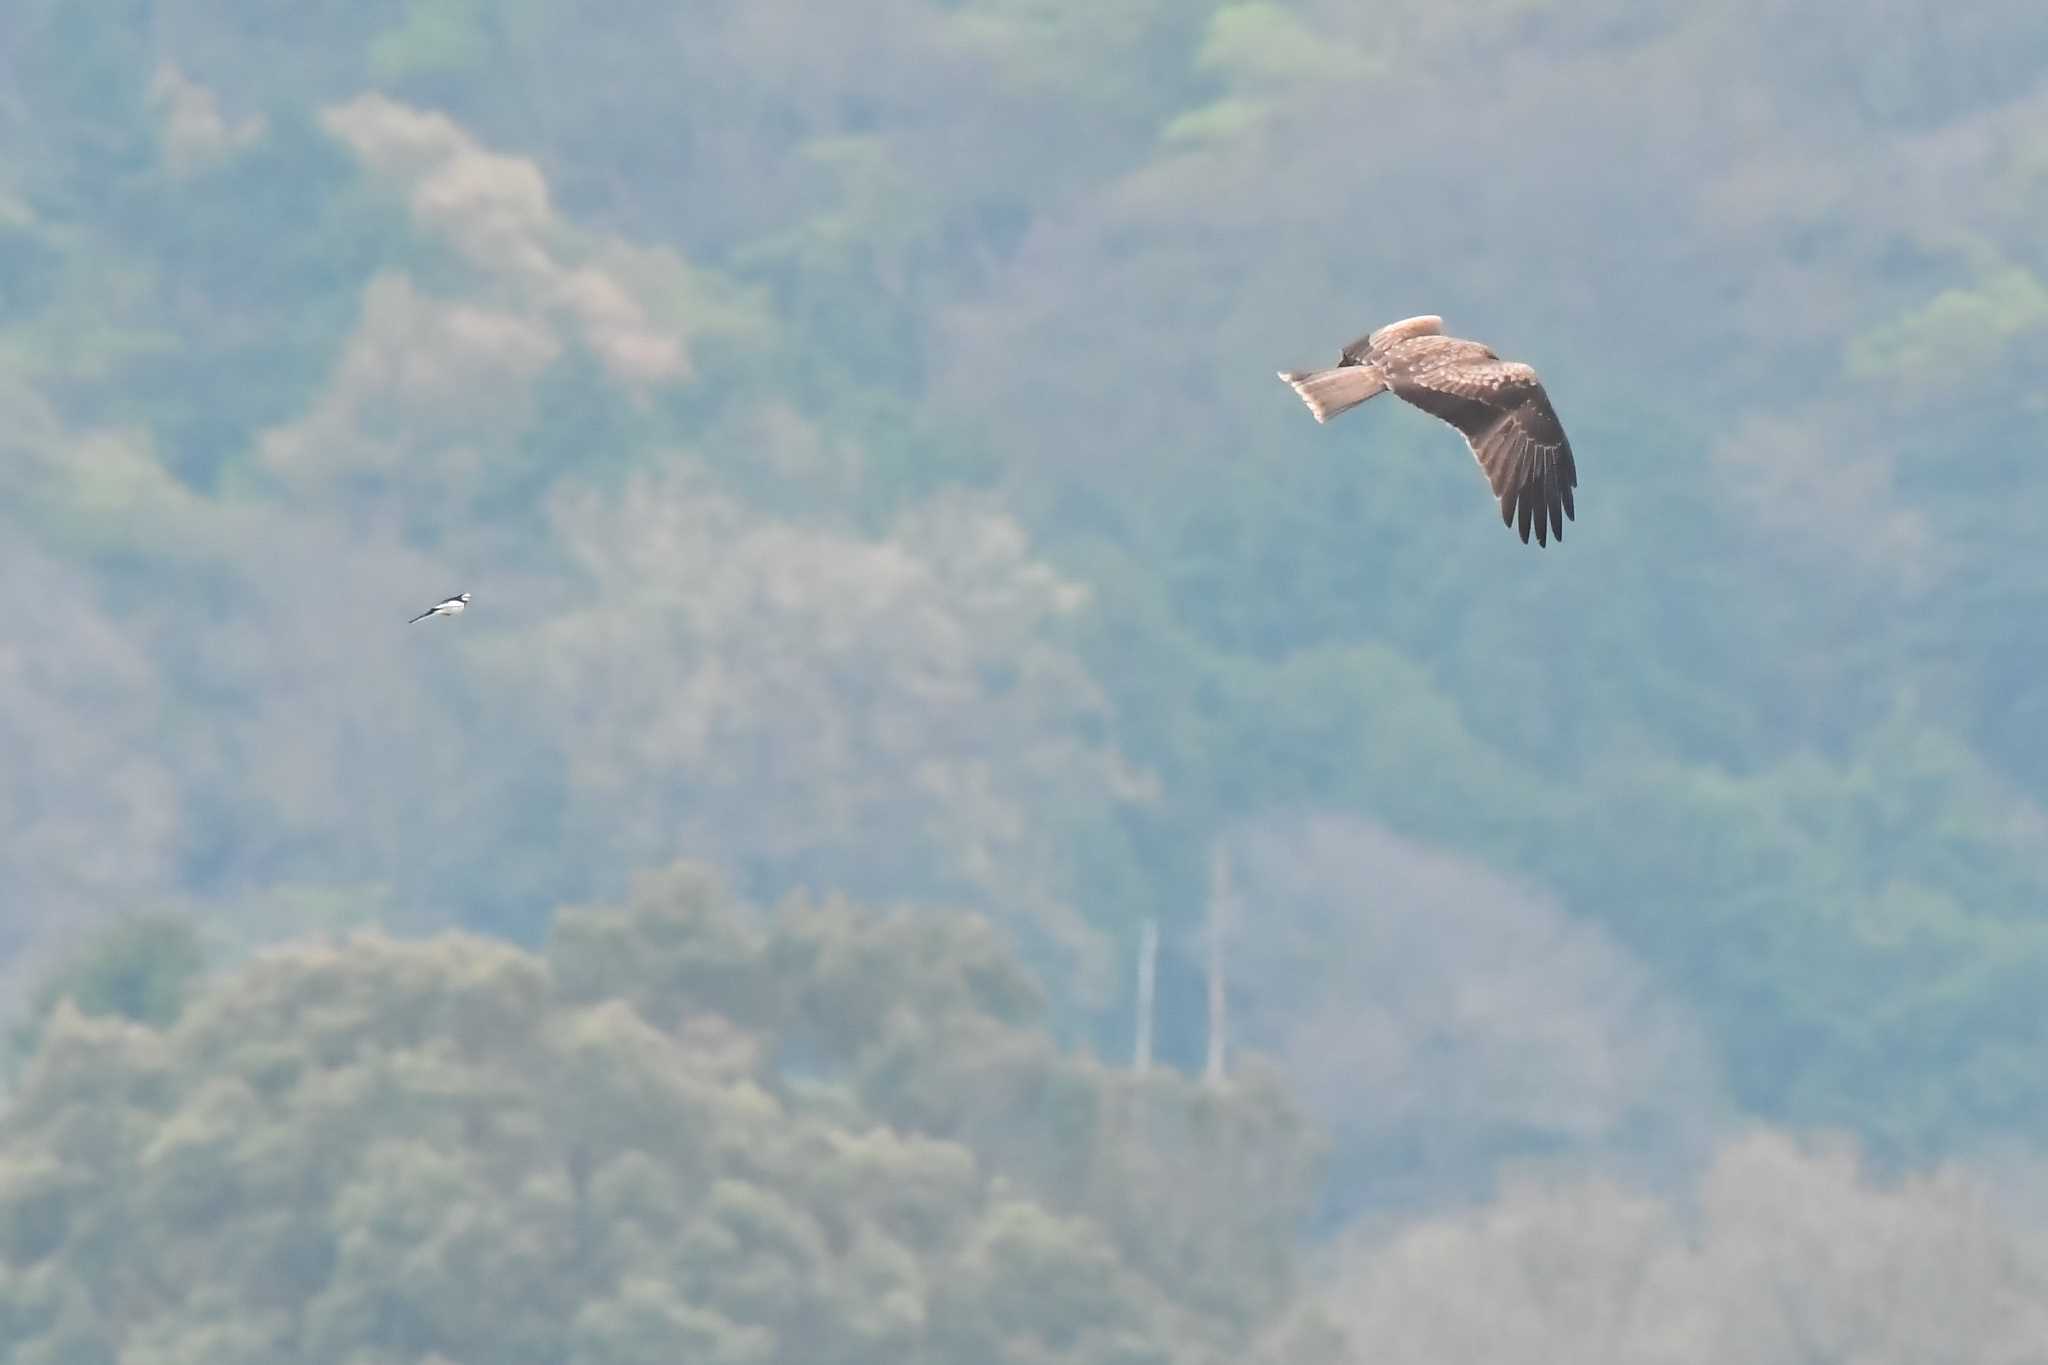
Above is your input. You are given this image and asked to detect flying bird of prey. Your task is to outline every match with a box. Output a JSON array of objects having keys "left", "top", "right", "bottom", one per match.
[
  {"left": 408, "top": 592, "right": 471, "bottom": 624},
  {"left": 1278, "top": 315, "right": 1578, "bottom": 546}
]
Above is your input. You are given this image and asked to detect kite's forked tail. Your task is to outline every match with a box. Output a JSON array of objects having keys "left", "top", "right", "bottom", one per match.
[{"left": 1276, "top": 365, "right": 1387, "bottom": 423}]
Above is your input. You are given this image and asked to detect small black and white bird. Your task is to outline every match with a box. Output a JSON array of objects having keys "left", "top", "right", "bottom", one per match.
[{"left": 408, "top": 592, "right": 471, "bottom": 624}]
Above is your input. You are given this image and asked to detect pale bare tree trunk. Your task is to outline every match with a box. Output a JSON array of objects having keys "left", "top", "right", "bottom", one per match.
[
  {"left": 1133, "top": 916, "right": 1158, "bottom": 1073},
  {"left": 1204, "top": 844, "right": 1230, "bottom": 1087}
]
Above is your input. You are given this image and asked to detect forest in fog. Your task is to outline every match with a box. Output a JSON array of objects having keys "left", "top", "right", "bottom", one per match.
[{"left": 4, "top": 0, "right": 2048, "bottom": 1358}]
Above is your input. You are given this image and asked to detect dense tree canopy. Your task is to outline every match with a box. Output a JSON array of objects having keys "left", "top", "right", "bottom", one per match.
[
  {"left": 1306, "top": 1131, "right": 2048, "bottom": 1364},
  {"left": 0, "top": 868, "right": 1319, "bottom": 1364}
]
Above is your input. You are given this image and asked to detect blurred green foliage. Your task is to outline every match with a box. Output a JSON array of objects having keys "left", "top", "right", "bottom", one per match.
[
  {"left": 0, "top": 867, "right": 1318, "bottom": 1363},
  {"left": 0, "top": 0, "right": 2046, "bottom": 1175},
  {"left": 10, "top": 914, "right": 209, "bottom": 1066}
]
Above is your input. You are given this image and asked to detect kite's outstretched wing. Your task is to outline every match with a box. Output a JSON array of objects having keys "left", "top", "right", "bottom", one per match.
[{"left": 1388, "top": 359, "right": 1577, "bottom": 546}]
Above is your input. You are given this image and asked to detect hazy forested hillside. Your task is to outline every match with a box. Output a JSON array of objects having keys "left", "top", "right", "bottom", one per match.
[
  {"left": 0, "top": 870, "right": 1326, "bottom": 1364},
  {"left": 5, "top": 2, "right": 2048, "bottom": 1339}
]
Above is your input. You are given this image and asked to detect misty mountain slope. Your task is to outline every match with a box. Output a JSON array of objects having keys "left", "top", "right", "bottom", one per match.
[{"left": 1, "top": 0, "right": 2046, "bottom": 1166}]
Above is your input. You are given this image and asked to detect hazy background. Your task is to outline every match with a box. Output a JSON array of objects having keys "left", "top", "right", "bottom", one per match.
[{"left": 5, "top": 0, "right": 2048, "bottom": 1358}]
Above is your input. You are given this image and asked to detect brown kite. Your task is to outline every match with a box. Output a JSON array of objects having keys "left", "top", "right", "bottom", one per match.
[{"left": 1279, "top": 315, "right": 1578, "bottom": 546}]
